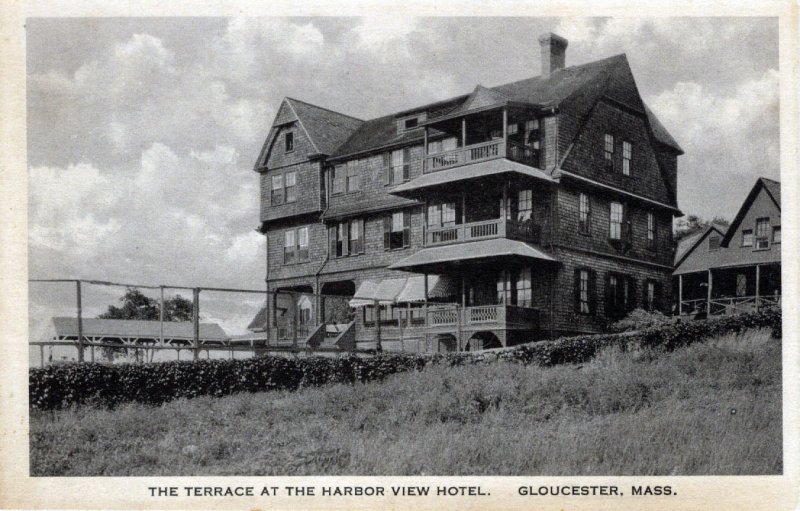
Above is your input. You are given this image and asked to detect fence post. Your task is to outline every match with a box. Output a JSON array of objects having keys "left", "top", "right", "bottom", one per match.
[
  {"left": 159, "top": 286, "right": 165, "bottom": 346},
  {"left": 292, "top": 291, "right": 299, "bottom": 349},
  {"left": 76, "top": 280, "right": 84, "bottom": 363},
  {"left": 193, "top": 288, "right": 200, "bottom": 361}
]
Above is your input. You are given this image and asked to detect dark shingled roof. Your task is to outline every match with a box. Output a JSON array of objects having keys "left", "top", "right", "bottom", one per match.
[
  {"left": 330, "top": 54, "right": 681, "bottom": 159},
  {"left": 286, "top": 97, "right": 364, "bottom": 155}
]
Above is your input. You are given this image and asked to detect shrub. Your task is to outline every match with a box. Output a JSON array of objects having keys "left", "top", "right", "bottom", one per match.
[
  {"left": 610, "top": 308, "right": 675, "bottom": 332},
  {"left": 29, "top": 308, "right": 781, "bottom": 410}
]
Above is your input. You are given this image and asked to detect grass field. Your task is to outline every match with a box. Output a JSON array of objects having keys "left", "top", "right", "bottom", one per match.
[{"left": 29, "top": 328, "right": 782, "bottom": 476}]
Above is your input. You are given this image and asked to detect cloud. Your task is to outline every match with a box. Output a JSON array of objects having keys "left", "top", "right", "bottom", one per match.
[{"left": 651, "top": 69, "right": 779, "bottom": 219}]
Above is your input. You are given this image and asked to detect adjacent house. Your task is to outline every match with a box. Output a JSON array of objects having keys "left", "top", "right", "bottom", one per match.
[
  {"left": 673, "top": 177, "right": 781, "bottom": 316},
  {"left": 254, "top": 33, "right": 682, "bottom": 352}
]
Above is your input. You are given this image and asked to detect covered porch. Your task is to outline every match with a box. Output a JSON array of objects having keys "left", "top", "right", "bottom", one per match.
[{"left": 675, "top": 262, "right": 781, "bottom": 317}]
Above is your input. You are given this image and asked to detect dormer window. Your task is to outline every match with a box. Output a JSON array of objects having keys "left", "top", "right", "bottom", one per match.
[
  {"left": 708, "top": 235, "right": 720, "bottom": 251},
  {"left": 285, "top": 132, "right": 294, "bottom": 152},
  {"left": 397, "top": 113, "right": 426, "bottom": 133},
  {"left": 404, "top": 118, "right": 419, "bottom": 130}
]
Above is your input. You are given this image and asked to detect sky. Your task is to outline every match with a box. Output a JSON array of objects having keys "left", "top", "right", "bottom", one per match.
[{"left": 27, "top": 16, "right": 780, "bottom": 303}]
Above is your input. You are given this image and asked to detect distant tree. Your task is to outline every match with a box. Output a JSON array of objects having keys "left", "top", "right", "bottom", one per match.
[
  {"left": 674, "top": 215, "right": 730, "bottom": 243},
  {"left": 97, "top": 288, "right": 196, "bottom": 362},
  {"left": 98, "top": 288, "right": 194, "bottom": 321}
]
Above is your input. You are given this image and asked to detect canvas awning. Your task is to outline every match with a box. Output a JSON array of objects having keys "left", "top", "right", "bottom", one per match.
[
  {"left": 388, "top": 238, "right": 557, "bottom": 273},
  {"left": 388, "top": 158, "right": 554, "bottom": 197},
  {"left": 349, "top": 276, "right": 459, "bottom": 307}
]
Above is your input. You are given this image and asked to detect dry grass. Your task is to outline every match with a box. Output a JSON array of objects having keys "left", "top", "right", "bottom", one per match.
[{"left": 29, "top": 328, "right": 781, "bottom": 476}]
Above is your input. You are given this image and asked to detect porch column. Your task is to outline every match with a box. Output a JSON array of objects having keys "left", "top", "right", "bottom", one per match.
[
  {"left": 755, "top": 264, "right": 761, "bottom": 311},
  {"left": 423, "top": 273, "right": 429, "bottom": 332},
  {"left": 374, "top": 299, "right": 382, "bottom": 352},
  {"left": 678, "top": 274, "right": 683, "bottom": 315},
  {"left": 423, "top": 127, "right": 428, "bottom": 173},
  {"left": 461, "top": 117, "right": 467, "bottom": 148},
  {"left": 461, "top": 191, "right": 466, "bottom": 226},
  {"left": 707, "top": 269, "right": 713, "bottom": 315},
  {"left": 292, "top": 292, "right": 299, "bottom": 349},
  {"left": 461, "top": 274, "right": 466, "bottom": 307},
  {"left": 502, "top": 179, "right": 509, "bottom": 224},
  {"left": 502, "top": 107, "right": 508, "bottom": 142}
]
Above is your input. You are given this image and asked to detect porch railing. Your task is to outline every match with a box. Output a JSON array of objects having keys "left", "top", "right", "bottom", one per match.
[
  {"left": 679, "top": 294, "right": 782, "bottom": 316},
  {"left": 425, "top": 139, "right": 506, "bottom": 172},
  {"left": 426, "top": 217, "right": 541, "bottom": 246},
  {"left": 424, "top": 304, "right": 539, "bottom": 329},
  {"left": 424, "top": 138, "right": 543, "bottom": 173}
]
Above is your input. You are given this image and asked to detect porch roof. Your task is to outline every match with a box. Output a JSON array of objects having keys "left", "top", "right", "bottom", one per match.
[
  {"left": 388, "top": 238, "right": 556, "bottom": 273},
  {"left": 673, "top": 245, "right": 781, "bottom": 275},
  {"left": 388, "top": 158, "right": 554, "bottom": 197}
]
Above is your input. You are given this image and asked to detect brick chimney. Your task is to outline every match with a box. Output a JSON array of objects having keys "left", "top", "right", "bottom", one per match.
[{"left": 539, "top": 33, "right": 568, "bottom": 76}]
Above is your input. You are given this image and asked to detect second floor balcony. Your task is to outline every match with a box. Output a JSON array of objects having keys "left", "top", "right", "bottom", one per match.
[
  {"left": 426, "top": 217, "right": 541, "bottom": 246},
  {"left": 425, "top": 138, "right": 539, "bottom": 172}
]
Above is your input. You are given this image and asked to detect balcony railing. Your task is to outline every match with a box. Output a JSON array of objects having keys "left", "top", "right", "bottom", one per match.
[
  {"left": 425, "top": 139, "right": 540, "bottom": 173},
  {"left": 425, "top": 304, "right": 539, "bottom": 330},
  {"left": 426, "top": 217, "right": 541, "bottom": 246}
]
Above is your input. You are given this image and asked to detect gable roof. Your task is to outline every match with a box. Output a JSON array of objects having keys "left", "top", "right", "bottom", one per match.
[
  {"left": 721, "top": 177, "right": 781, "bottom": 246},
  {"left": 285, "top": 97, "right": 364, "bottom": 155},
  {"left": 674, "top": 225, "right": 725, "bottom": 268},
  {"left": 330, "top": 53, "right": 681, "bottom": 159}
]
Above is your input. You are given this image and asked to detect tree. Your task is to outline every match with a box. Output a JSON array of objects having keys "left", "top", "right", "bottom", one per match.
[
  {"left": 97, "top": 288, "right": 196, "bottom": 362},
  {"left": 98, "top": 287, "right": 194, "bottom": 321},
  {"left": 674, "top": 215, "right": 730, "bottom": 243}
]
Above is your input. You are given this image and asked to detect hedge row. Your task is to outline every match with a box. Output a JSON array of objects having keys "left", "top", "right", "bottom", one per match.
[{"left": 30, "top": 308, "right": 781, "bottom": 410}]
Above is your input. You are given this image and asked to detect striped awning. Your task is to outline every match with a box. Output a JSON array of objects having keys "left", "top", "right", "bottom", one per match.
[{"left": 395, "top": 275, "right": 459, "bottom": 302}]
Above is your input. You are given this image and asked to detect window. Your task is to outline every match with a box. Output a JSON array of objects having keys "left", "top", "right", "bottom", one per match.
[
  {"left": 609, "top": 201, "right": 623, "bottom": 240},
  {"left": 507, "top": 122, "right": 519, "bottom": 135},
  {"left": 384, "top": 211, "right": 410, "bottom": 250},
  {"left": 497, "top": 271, "right": 513, "bottom": 305},
  {"left": 646, "top": 280, "right": 657, "bottom": 311},
  {"left": 383, "top": 148, "right": 411, "bottom": 184},
  {"left": 647, "top": 211, "right": 656, "bottom": 248},
  {"left": 428, "top": 202, "right": 457, "bottom": 228},
  {"left": 271, "top": 174, "right": 284, "bottom": 205},
  {"left": 427, "top": 137, "right": 458, "bottom": 155},
  {"left": 622, "top": 141, "right": 632, "bottom": 175},
  {"left": 607, "top": 273, "right": 621, "bottom": 317},
  {"left": 604, "top": 133, "right": 614, "bottom": 169},
  {"left": 574, "top": 268, "right": 595, "bottom": 315},
  {"left": 517, "top": 189, "right": 533, "bottom": 222},
  {"left": 285, "top": 171, "right": 296, "bottom": 203},
  {"left": 348, "top": 219, "right": 364, "bottom": 255},
  {"left": 331, "top": 165, "right": 346, "bottom": 195},
  {"left": 283, "top": 227, "right": 309, "bottom": 264},
  {"left": 329, "top": 222, "right": 348, "bottom": 258},
  {"left": 525, "top": 119, "right": 541, "bottom": 155},
  {"left": 755, "top": 218, "right": 770, "bottom": 249},
  {"left": 579, "top": 193, "right": 591, "bottom": 234},
  {"left": 773, "top": 226, "right": 781, "bottom": 243},
  {"left": 285, "top": 132, "right": 294, "bottom": 152},
  {"left": 346, "top": 160, "right": 360, "bottom": 192},
  {"left": 516, "top": 268, "right": 532, "bottom": 308},
  {"left": 364, "top": 305, "right": 376, "bottom": 326},
  {"left": 708, "top": 236, "right": 720, "bottom": 251},
  {"left": 742, "top": 229, "right": 753, "bottom": 247},
  {"left": 404, "top": 117, "right": 419, "bottom": 130},
  {"left": 283, "top": 230, "right": 295, "bottom": 264}
]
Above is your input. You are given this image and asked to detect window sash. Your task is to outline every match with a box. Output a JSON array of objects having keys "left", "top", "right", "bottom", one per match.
[
  {"left": 348, "top": 219, "right": 363, "bottom": 254},
  {"left": 646, "top": 282, "right": 656, "bottom": 310},
  {"left": 756, "top": 218, "right": 770, "bottom": 238},
  {"left": 346, "top": 160, "right": 359, "bottom": 192},
  {"left": 386, "top": 212, "right": 409, "bottom": 249},
  {"left": 773, "top": 226, "right": 781, "bottom": 243},
  {"left": 332, "top": 165, "right": 346, "bottom": 194},
  {"left": 516, "top": 268, "right": 532, "bottom": 308},
  {"left": 518, "top": 189, "right": 533, "bottom": 221},
  {"left": 609, "top": 202, "right": 623, "bottom": 239},
  {"left": 285, "top": 132, "right": 294, "bottom": 151},
  {"left": 284, "top": 230, "right": 296, "bottom": 264},
  {"left": 284, "top": 172, "right": 296, "bottom": 203},
  {"left": 579, "top": 270, "right": 590, "bottom": 314},
  {"left": 604, "top": 134, "right": 614, "bottom": 158},
  {"left": 742, "top": 230, "right": 753, "bottom": 247}
]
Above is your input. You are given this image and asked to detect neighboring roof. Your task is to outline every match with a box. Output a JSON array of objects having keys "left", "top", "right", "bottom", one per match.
[
  {"left": 722, "top": 177, "right": 781, "bottom": 246},
  {"left": 51, "top": 317, "right": 228, "bottom": 341},
  {"left": 674, "top": 225, "right": 725, "bottom": 267},
  {"left": 388, "top": 238, "right": 556, "bottom": 272},
  {"left": 246, "top": 305, "right": 268, "bottom": 331},
  {"left": 329, "top": 53, "right": 681, "bottom": 159},
  {"left": 389, "top": 158, "right": 554, "bottom": 197},
  {"left": 285, "top": 97, "right": 364, "bottom": 155},
  {"left": 673, "top": 238, "right": 781, "bottom": 275}
]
